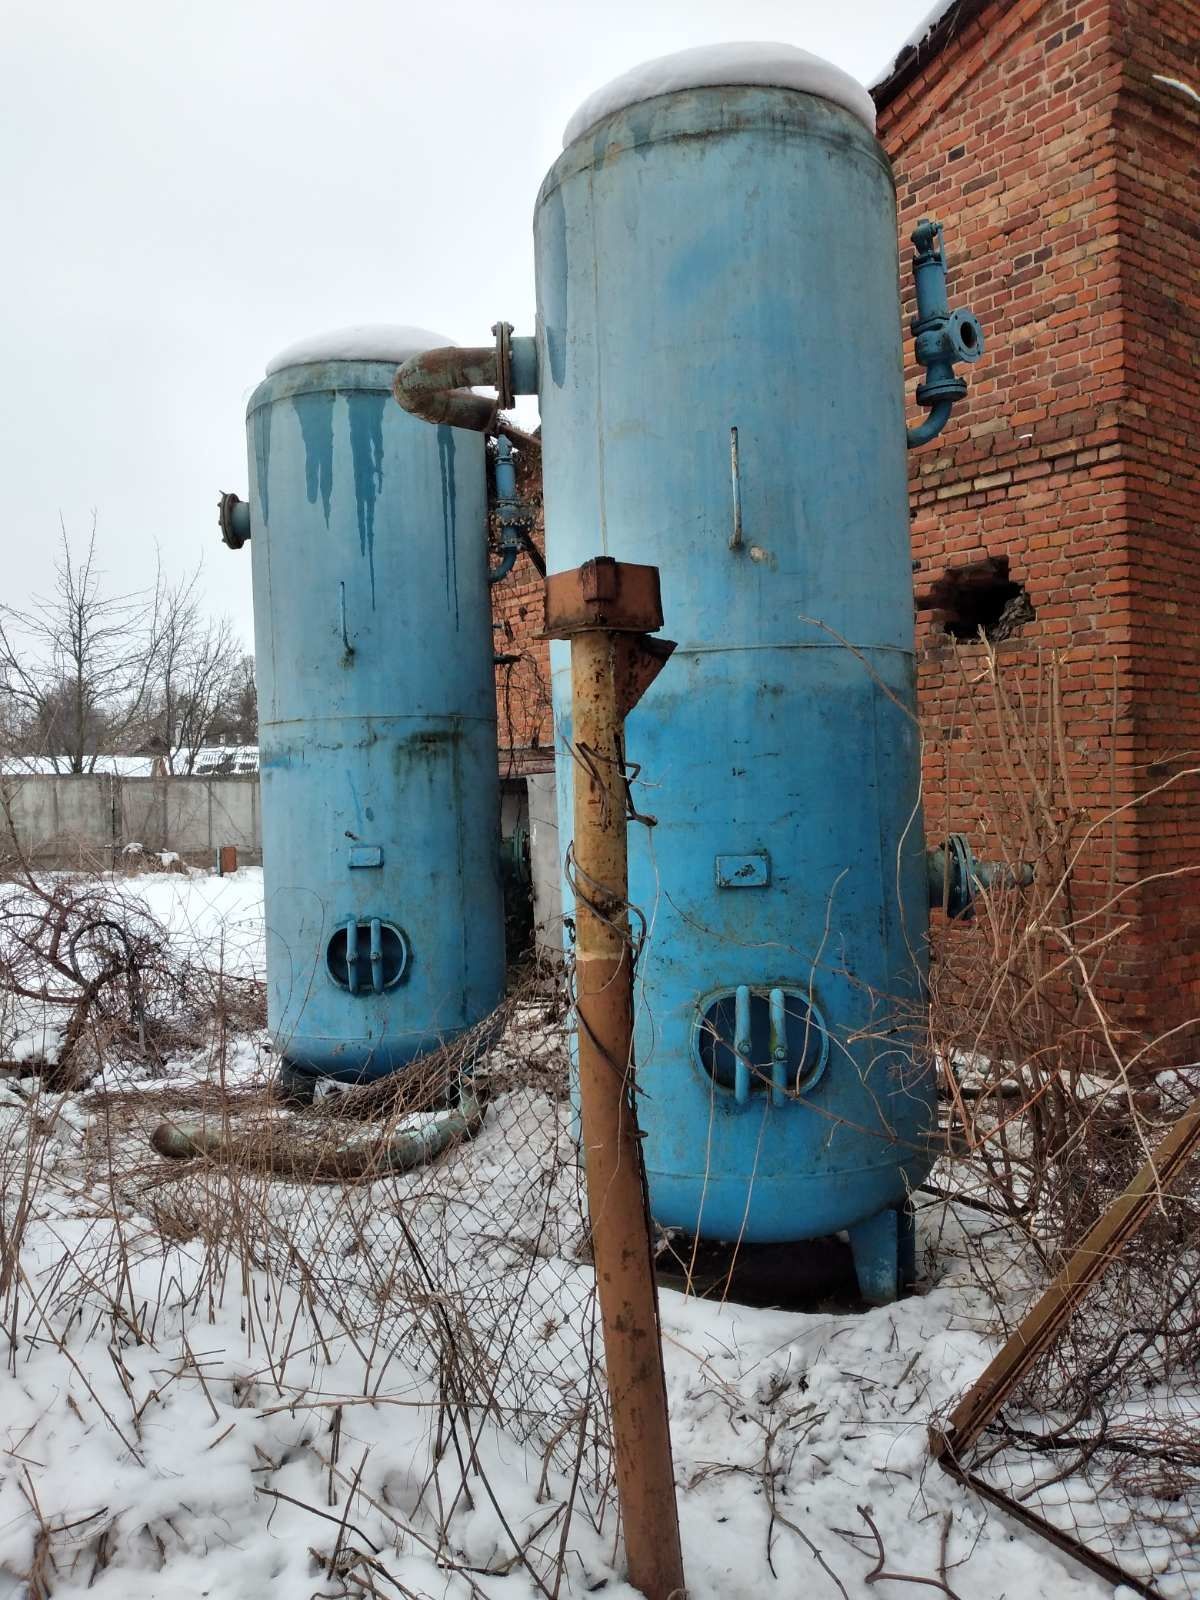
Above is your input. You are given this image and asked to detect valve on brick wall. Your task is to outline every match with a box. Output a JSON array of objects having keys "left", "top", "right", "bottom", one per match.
[
  {"left": 906, "top": 219, "right": 985, "bottom": 449},
  {"left": 927, "top": 833, "right": 1035, "bottom": 920}
]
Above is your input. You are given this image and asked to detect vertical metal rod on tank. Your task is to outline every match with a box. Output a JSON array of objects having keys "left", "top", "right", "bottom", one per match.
[{"left": 543, "top": 557, "right": 683, "bottom": 1600}]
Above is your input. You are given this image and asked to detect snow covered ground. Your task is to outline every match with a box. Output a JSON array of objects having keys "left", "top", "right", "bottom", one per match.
[
  {"left": 116, "top": 865, "right": 265, "bottom": 978},
  {"left": 1, "top": 867, "right": 264, "bottom": 1070},
  {"left": 0, "top": 870, "right": 1176, "bottom": 1599}
]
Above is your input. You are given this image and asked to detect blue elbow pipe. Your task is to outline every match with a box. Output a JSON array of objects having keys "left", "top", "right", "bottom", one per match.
[
  {"left": 489, "top": 546, "right": 518, "bottom": 584},
  {"left": 927, "top": 834, "right": 1035, "bottom": 919},
  {"left": 906, "top": 399, "right": 954, "bottom": 449}
]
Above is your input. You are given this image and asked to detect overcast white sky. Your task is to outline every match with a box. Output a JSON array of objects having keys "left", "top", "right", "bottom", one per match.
[{"left": 4, "top": 0, "right": 934, "bottom": 649}]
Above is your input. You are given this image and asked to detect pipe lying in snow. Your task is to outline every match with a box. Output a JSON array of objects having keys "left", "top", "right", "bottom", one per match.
[{"left": 150, "top": 1086, "right": 483, "bottom": 1182}]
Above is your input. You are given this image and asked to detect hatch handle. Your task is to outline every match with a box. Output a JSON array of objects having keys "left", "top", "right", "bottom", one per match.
[
  {"left": 769, "top": 987, "right": 789, "bottom": 1107},
  {"left": 344, "top": 918, "right": 360, "bottom": 995},
  {"left": 733, "top": 984, "right": 752, "bottom": 1104}
]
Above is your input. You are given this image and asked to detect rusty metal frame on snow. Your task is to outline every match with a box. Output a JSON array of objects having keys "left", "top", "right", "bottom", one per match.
[
  {"left": 930, "top": 1094, "right": 1200, "bottom": 1597},
  {"left": 938, "top": 1458, "right": 1163, "bottom": 1598}
]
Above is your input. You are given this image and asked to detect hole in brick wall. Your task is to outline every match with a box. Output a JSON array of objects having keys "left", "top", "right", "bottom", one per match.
[{"left": 915, "top": 555, "right": 1036, "bottom": 641}]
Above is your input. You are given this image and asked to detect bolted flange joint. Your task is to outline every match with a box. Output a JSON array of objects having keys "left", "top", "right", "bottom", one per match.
[
  {"left": 928, "top": 833, "right": 1035, "bottom": 920},
  {"left": 218, "top": 491, "right": 251, "bottom": 550}
]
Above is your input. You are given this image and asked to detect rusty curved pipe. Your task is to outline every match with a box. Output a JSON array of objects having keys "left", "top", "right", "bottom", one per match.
[
  {"left": 393, "top": 345, "right": 500, "bottom": 433},
  {"left": 394, "top": 325, "right": 538, "bottom": 442}
]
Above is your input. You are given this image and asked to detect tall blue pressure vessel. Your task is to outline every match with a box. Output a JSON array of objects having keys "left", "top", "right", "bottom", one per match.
[
  {"left": 244, "top": 331, "right": 505, "bottom": 1084},
  {"left": 534, "top": 55, "right": 932, "bottom": 1299}
]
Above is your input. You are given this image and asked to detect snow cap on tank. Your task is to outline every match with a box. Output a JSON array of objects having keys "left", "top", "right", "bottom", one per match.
[
  {"left": 265, "top": 325, "right": 453, "bottom": 376},
  {"left": 562, "top": 41, "right": 876, "bottom": 148}
]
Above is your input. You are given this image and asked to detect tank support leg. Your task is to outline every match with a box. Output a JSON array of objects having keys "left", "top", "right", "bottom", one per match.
[
  {"left": 898, "top": 1197, "right": 917, "bottom": 1290},
  {"left": 848, "top": 1201, "right": 917, "bottom": 1305}
]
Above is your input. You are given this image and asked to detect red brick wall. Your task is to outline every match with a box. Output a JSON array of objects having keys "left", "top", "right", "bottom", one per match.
[
  {"left": 490, "top": 443, "right": 553, "bottom": 775},
  {"left": 1109, "top": 0, "right": 1200, "bottom": 1045},
  {"left": 876, "top": 0, "right": 1200, "bottom": 1059}
]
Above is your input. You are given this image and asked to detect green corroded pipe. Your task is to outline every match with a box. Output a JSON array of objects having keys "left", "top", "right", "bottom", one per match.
[{"left": 150, "top": 1086, "right": 483, "bottom": 1179}]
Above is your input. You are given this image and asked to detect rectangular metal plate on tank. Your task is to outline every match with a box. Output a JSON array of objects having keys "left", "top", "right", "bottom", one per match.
[
  {"left": 542, "top": 556, "right": 664, "bottom": 635},
  {"left": 347, "top": 845, "right": 384, "bottom": 869},
  {"left": 714, "top": 851, "right": 771, "bottom": 888}
]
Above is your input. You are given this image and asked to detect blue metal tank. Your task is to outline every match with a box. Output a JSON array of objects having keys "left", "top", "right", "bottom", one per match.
[
  {"left": 534, "top": 62, "right": 934, "bottom": 1299},
  {"left": 241, "top": 332, "right": 504, "bottom": 1085}
]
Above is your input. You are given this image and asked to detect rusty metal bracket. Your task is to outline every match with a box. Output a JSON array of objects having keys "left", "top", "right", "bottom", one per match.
[
  {"left": 544, "top": 556, "right": 666, "bottom": 636},
  {"left": 613, "top": 633, "right": 676, "bottom": 720},
  {"left": 544, "top": 557, "right": 676, "bottom": 724},
  {"left": 932, "top": 1094, "right": 1200, "bottom": 1464},
  {"left": 928, "top": 1095, "right": 1200, "bottom": 1597}
]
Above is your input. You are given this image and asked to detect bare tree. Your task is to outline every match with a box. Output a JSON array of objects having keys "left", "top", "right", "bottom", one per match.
[
  {"left": 0, "top": 520, "right": 164, "bottom": 773},
  {"left": 225, "top": 653, "right": 258, "bottom": 746},
  {"left": 191, "top": 651, "right": 257, "bottom": 750},
  {"left": 148, "top": 566, "right": 245, "bottom": 773}
]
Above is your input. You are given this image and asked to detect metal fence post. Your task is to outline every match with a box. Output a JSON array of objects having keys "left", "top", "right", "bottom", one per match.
[{"left": 544, "top": 557, "right": 685, "bottom": 1600}]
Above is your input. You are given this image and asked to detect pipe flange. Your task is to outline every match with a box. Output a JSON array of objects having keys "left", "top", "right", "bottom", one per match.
[
  {"left": 218, "top": 491, "right": 251, "bottom": 550},
  {"left": 947, "top": 307, "right": 985, "bottom": 363},
  {"left": 915, "top": 373, "right": 969, "bottom": 408},
  {"left": 928, "top": 833, "right": 979, "bottom": 919},
  {"left": 492, "top": 321, "right": 514, "bottom": 411}
]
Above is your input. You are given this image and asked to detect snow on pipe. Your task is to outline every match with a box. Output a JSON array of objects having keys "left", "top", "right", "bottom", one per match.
[{"left": 149, "top": 1086, "right": 484, "bottom": 1180}]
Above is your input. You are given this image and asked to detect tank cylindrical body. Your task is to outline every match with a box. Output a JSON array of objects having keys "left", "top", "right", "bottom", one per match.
[
  {"left": 534, "top": 84, "right": 932, "bottom": 1245},
  {"left": 245, "top": 353, "right": 504, "bottom": 1081}
]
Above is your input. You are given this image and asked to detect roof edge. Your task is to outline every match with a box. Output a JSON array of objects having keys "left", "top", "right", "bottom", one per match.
[{"left": 871, "top": 0, "right": 999, "bottom": 112}]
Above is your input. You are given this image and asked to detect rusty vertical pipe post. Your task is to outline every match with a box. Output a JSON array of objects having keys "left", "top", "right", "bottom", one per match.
[{"left": 543, "top": 558, "right": 684, "bottom": 1600}]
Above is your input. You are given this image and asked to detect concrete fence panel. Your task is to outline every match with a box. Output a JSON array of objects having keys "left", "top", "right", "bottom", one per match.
[{"left": 0, "top": 774, "right": 263, "bottom": 867}]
